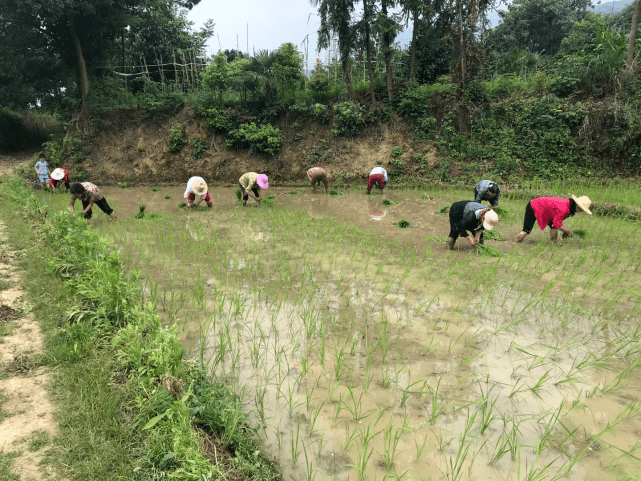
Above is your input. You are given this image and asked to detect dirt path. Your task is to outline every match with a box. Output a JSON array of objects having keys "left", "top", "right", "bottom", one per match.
[{"left": 0, "top": 220, "right": 60, "bottom": 480}]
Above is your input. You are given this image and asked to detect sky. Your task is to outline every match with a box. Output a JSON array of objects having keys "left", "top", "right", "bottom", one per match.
[{"left": 186, "top": 0, "right": 624, "bottom": 67}]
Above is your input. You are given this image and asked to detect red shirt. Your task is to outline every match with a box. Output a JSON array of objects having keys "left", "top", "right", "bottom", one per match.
[
  {"left": 531, "top": 197, "right": 571, "bottom": 230},
  {"left": 49, "top": 169, "right": 68, "bottom": 185}
]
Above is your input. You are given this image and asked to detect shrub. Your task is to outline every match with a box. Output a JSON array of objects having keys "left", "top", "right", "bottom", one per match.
[
  {"left": 331, "top": 102, "right": 364, "bottom": 137},
  {"left": 199, "top": 106, "right": 234, "bottom": 133},
  {"left": 225, "top": 122, "right": 282, "bottom": 155},
  {"left": 308, "top": 73, "right": 330, "bottom": 95},
  {"left": 312, "top": 103, "right": 329, "bottom": 123},
  {"left": 134, "top": 78, "right": 185, "bottom": 116},
  {"left": 396, "top": 81, "right": 453, "bottom": 119},
  {"left": 191, "top": 136, "right": 207, "bottom": 159},
  {"left": 168, "top": 123, "right": 185, "bottom": 153}
]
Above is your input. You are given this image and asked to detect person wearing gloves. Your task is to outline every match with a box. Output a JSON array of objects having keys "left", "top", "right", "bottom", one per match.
[
  {"left": 446, "top": 201, "right": 499, "bottom": 250},
  {"left": 50, "top": 168, "right": 70, "bottom": 192},
  {"left": 239, "top": 172, "right": 269, "bottom": 206},
  {"left": 474, "top": 180, "right": 501, "bottom": 207},
  {"left": 183, "top": 176, "right": 212, "bottom": 209},
  {"left": 516, "top": 195, "right": 592, "bottom": 243},
  {"left": 307, "top": 167, "right": 329, "bottom": 193},
  {"left": 366, "top": 166, "right": 388, "bottom": 195}
]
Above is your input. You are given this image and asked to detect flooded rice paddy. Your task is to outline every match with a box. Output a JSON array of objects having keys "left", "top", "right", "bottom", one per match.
[{"left": 47, "top": 185, "right": 641, "bottom": 480}]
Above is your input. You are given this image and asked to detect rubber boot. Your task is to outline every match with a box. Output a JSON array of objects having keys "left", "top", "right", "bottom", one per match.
[
  {"left": 446, "top": 237, "right": 456, "bottom": 250},
  {"left": 549, "top": 228, "right": 558, "bottom": 243}
]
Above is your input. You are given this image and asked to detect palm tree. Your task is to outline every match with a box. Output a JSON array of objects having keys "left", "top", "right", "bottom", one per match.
[{"left": 246, "top": 49, "right": 277, "bottom": 102}]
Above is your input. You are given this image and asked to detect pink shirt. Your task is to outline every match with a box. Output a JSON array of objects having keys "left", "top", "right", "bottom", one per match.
[{"left": 531, "top": 197, "right": 571, "bottom": 230}]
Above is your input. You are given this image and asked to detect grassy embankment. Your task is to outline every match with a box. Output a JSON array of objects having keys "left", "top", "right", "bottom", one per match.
[{"left": 0, "top": 176, "right": 280, "bottom": 480}]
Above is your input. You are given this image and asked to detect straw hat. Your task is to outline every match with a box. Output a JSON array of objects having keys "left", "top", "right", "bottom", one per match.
[
  {"left": 483, "top": 210, "right": 499, "bottom": 230},
  {"left": 571, "top": 195, "right": 592, "bottom": 215},
  {"left": 51, "top": 168, "right": 65, "bottom": 180},
  {"left": 192, "top": 179, "right": 207, "bottom": 196},
  {"left": 257, "top": 174, "right": 269, "bottom": 189}
]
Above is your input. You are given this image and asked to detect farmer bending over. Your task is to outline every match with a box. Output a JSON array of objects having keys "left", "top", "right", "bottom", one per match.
[
  {"left": 50, "top": 168, "right": 70, "bottom": 192},
  {"left": 474, "top": 180, "right": 501, "bottom": 207},
  {"left": 366, "top": 166, "right": 388, "bottom": 195},
  {"left": 447, "top": 201, "right": 498, "bottom": 250},
  {"left": 184, "top": 176, "right": 212, "bottom": 209},
  {"left": 307, "top": 167, "right": 329, "bottom": 193},
  {"left": 239, "top": 172, "right": 268, "bottom": 206},
  {"left": 516, "top": 195, "right": 592, "bottom": 243},
  {"left": 69, "top": 182, "right": 117, "bottom": 223}
]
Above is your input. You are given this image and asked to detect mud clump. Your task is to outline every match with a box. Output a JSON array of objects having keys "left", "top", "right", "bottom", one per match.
[{"left": 0, "top": 304, "right": 18, "bottom": 322}]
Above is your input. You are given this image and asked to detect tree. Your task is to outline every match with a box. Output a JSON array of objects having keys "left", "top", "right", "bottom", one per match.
[
  {"left": 627, "top": 0, "right": 641, "bottom": 66},
  {"left": 272, "top": 43, "right": 305, "bottom": 106},
  {"left": 375, "top": 0, "right": 402, "bottom": 101},
  {"left": 3, "top": 0, "right": 203, "bottom": 129},
  {"left": 353, "top": 0, "right": 378, "bottom": 102},
  {"left": 246, "top": 50, "right": 279, "bottom": 102},
  {"left": 201, "top": 52, "right": 243, "bottom": 101},
  {"left": 489, "top": 0, "right": 592, "bottom": 56},
  {"left": 311, "top": 0, "right": 357, "bottom": 97}
]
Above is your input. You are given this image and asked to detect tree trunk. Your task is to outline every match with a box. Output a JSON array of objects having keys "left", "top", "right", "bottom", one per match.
[
  {"left": 382, "top": 0, "right": 394, "bottom": 102},
  {"left": 408, "top": 6, "right": 419, "bottom": 82},
  {"left": 627, "top": 0, "right": 641, "bottom": 67},
  {"left": 342, "top": 55, "right": 353, "bottom": 98},
  {"left": 363, "top": 0, "right": 376, "bottom": 103},
  {"left": 69, "top": 16, "right": 90, "bottom": 132}
]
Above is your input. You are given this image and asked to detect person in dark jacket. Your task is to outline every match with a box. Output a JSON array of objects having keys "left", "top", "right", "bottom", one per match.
[
  {"left": 446, "top": 201, "right": 499, "bottom": 250},
  {"left": 474, "top": 180, "right": 501, "bottom": 207}
]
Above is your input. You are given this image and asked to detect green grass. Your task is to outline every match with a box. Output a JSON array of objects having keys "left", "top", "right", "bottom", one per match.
[
  {"left": 28, "top": 430, "right": 50, "bottom": 452},
  {"left": 0, "top": 452, "right": 20, "bottom": 481},
  {"left": 0, "top": 388, "right": 8, "bottom": 422}
]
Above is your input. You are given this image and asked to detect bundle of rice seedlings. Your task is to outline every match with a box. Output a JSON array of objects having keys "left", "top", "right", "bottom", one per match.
[
  {"left": 483, "top": 229, "right": 503, "bottom": 240},
  {"left": 492, "top": 206, "right": 509, "bottom": 217},
  {"left": 425, "top": 236, "right": 447, "bottom": 242},
  {"left": 329, "top": 189, "right": 343, "bottom": 195},
  {"left": 394, "top": 219, "right": 411, "bottom": 228},
  {"left": 475, "top": 244, "right": 504, "bottom": 257},
  {"left": 436, "top": 206, "right": 449, "bottom": 214},
  {"left": 382, "top": 199, "right": 398, "bottom": 206},
  {"left": 134, "top": 204, "right": 146, "bottom": 219},
  {"left": 178, "top": 202, "right": 187, "bottom": 208},
  {"left": 235, "top": 189, "right": 242, "bottom": 201}
]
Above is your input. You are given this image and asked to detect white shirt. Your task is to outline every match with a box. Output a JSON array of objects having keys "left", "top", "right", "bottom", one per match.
[
  {"left": 184, "top": 176, "right": 205, "bottom": 198},
  {"left": 369, "top": 167, "right": 388, "bottom": 182}
]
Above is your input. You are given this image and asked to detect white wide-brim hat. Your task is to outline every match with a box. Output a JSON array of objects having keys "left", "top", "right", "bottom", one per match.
[
  {"left": 51, "top": 168, "right": 65, "bottom": 180},
  {"left": 483, "top": 210, "right": 498, "bottom": 230},
  {"left": 571, "top": 195, "right": 592, "bottom": 215},
  {"left": 192, "top": 179, "right": 207, "bottom": 196}
]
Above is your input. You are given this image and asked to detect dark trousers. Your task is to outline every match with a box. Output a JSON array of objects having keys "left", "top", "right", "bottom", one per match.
[
  {"left": 238, "top": 182, "right": 259, "bottom": 201},
  {"left": 522, "top": 201, "right": 552, "bottom": 233},
  {"left": 82, "top": 198, "right": 113, "bottom": 219}
]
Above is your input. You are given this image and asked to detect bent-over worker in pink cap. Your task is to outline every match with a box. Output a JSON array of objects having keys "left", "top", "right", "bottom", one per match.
[
  {"left": 238, "top": 172, "right": 268, "bottom": 207},
  {"left": 184, "top": 176, "right": 212, "bottom": 209},
  {"left": 516, "top": 195, "right": 592, "bottom": 243}
]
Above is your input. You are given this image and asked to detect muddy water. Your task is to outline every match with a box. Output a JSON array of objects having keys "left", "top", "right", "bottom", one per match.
[{"left": 95, "top": 186, "right": 641, "bottom": 480}]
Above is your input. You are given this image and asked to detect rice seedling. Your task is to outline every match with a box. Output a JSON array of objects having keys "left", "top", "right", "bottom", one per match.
[
  {"left": 381, "top": 199, "right": 398, "bottom": 206},
  {"left": 150, "top": 187, "right": 159, "bottom": 192},
  {"left": 436, "top": 206, "right": 449, "bottom": 214},
  {"left": 394, "top": 219, "right": 411, "bottom": 228},
  {"left": 348, "top": 424, "right": 380, "bottom": 481},
  {"left": 329, "top": 189, "right": 343, "bottom": 195},
  {"left": 164, "top": 195, "right": 171, "bottom": 199},
  {"left": 134, "top": 204, "right": 146, "bottom": 219},
  {"left": 177, "top": 202, "right": 187, "bottom": 208},
  {"left": 482, "top": 229, "right": 503, "bottom": 240},
  {"left": 475, "top": 244, "right": 503, "bottom": 257}
]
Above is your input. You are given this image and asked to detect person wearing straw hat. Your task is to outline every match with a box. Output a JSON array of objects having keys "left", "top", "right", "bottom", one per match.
[
  {"left": 34, "top": 152, "right": 51, "bottom": 190},
  {"left": 516, "top": 195, "right": 592, "bottom": 243},
  {"left": 446, "top": 201, "right": 499, "bottom": 250},
  {"left": 366, "top": 166, "right": 388, "bottom": 195},
  {"left": 183, "top": 176, "right": 212, "bottom": 209},
  {"left": 69, "top": 182, "right": 117, "bottom": 223},
  {"left": 238, "top": 172, "right": 268, "bottom": 207},
  {"left": 474, "top": 179, "right": 501, "bottom": 207},
  {"left": 49, "top": 168, "right": 69, "bottom": 192},
  {"left": 307, "top": 167, "right": 329, "bottom": 193}
]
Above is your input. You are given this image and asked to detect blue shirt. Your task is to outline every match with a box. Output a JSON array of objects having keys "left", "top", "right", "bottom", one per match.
[
  {"left": 474, "top": 180, "right": 500, "bottom": 207},
  {"left": 35, "top": 160, "right": 49, "bottom": 175}
]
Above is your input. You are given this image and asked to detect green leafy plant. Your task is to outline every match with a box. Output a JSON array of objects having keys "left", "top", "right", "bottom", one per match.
[
  {"left": 312, "top": 103, "right": 329, "bottom": 123},
  {"left": 437, "top": 206, "right": 449, "bottom": 214},
  {"left": 382, "top": 199, "right": 397, "bottom": 206},
  {"left": 164, "top": 195, "right": 171, "bottom": 200},
  {"left": 191, "top": 136, "right": 207, "bottom": 159},
  {"left": 168, "top": 123, "right": 185, "bottom": 153},
  {"left": 225, "top": 122, "right": 282, "bottom": 155},
  {"left": 392, "top": 146, "right": 402, "bottom": 158},
  {"left": 150, "top": 187, "right": 158, "bottom": 192},
  {"left": 331, "top": 102, "right": 364, "bottom": 137}
]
